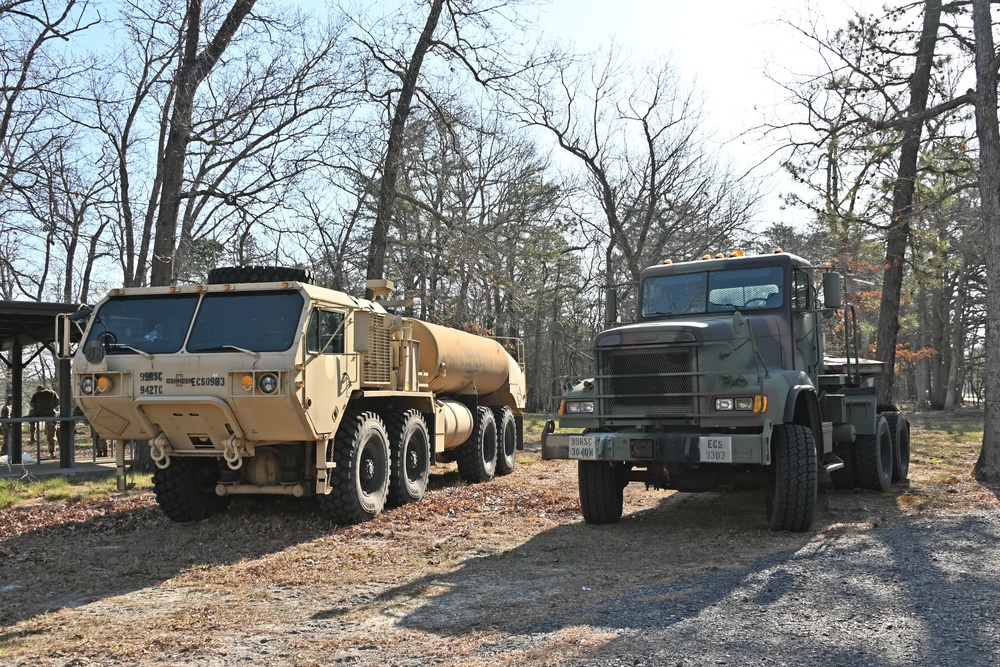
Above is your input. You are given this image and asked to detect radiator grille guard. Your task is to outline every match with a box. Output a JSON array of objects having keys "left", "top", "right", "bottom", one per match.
[{"left": 597, "top": 345, "right": 696, "bottom": 417}]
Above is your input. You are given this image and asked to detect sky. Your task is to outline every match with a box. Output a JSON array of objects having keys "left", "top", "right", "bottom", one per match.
[{"left": 536, "top": 0, "right": 879, "bottom": 228}]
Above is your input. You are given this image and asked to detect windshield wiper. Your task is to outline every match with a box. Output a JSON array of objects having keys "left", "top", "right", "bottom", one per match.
[
  {"left": 107, "top": 343, "right": 154, "bottom": 360},
  {"left": 189, "top": 345, "right": 261, "bottom": 361}
]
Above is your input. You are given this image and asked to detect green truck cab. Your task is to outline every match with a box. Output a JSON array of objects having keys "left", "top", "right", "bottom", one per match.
[{"left": 542, "top": 251, "right": 909, "bottom": 532}]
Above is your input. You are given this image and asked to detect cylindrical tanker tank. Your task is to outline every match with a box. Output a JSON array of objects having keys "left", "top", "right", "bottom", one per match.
[{"left": 406, "top": 319, "right": 512, "bottom": 396}]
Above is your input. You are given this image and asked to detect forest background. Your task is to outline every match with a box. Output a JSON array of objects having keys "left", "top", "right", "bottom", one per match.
[{"left": 2, "top": 0, "right": 998, "bottom": 470}]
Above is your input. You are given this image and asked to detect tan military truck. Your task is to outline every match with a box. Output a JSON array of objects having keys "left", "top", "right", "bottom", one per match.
[{"left": 57, "top": 267, "right": 526, "bottom": 524}]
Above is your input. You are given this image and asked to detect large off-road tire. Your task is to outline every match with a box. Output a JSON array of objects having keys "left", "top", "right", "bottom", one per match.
[
  {"left": 493, "top": 406, "right": 518, "bottom": 477},
  {"left": 578, "top": 460, "right": 625, "bottom": 525},
  {"left": 153, "top": 458, "right": 231, "bottom": 523},
  {"left": 829, "top": 440, "right": 858, "bottom": 490},
  {"left": 207, "top": 265, "right": 311, "bottom": 285},
  {"left": 457, "top": 407, "right": 497, "bottom": 483},
  {"left": 318, "top": 411, "right": 390, "bottom": 524},
  {"left": 884, "top": 411, "right": 910, "bottom": 482},
  {"left": 765, "top": 424, "right": 817, "bottom": 532},
  {"left": 386, "top": 409, "right": 430, "bottom": 507},
  {"left": 855, "top": 415, "right": 893, "bottom": 492}
]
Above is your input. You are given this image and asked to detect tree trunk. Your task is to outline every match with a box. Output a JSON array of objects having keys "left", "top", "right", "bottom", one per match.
[
  {"left": 875, "top": 0, "right": 941, "bottom": 403},
  {"left": 365, "top": 0, "right": 444, "bottom": 291},
  {"left": 149, "top": 0, "right": 256, "bottom": 286},
  {"left": 972, "top": 0, "right": 1000, "bottom": 481}
]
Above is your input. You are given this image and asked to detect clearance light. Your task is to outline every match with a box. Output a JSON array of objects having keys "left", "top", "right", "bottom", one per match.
[
  {"left": 702, "top": 254, "right": 712, "bottom": 260},
  {"left": 224, "top": 284, "right": 232, "bottom": 291},
  {"left": 241, "top": 375, "right": 255, "bottom": 392},
  {"left": 715, "top": 253, "right": 725, "bottom": 258},
  {"left": 662, "top": 259, "right": 673, "bottom": 264},
  {"left": 80, "top": 376, "right": 95, "bottom": 395},
  {"left": 95, "top": 376, "right": 112, "bottom": 393},
  {"left": 730, "top": 249, "right": 745, "bottom": 257},
  {"left": 196, "top": 285, "right": 204, "bottom": 292},
  {"left": 258, "top": 373, "right": 279, "bottom": 394},
  {"left": 773, "top": 247, "right": 784, "bottom": 253}
]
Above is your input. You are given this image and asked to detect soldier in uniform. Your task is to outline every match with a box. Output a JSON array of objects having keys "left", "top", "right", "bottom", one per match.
[
  {"left": 29, "top": 385, "right": 59, "bottom": 456},
  {"left": 1, "top": 395, "right": 11, "bottom": 456}
]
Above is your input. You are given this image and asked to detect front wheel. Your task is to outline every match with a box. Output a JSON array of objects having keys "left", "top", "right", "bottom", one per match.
[
  {"left": 386, "top": 409, "right": 430, "bottom": 507},
  {"left": 855, "top": 416, "right": 892, "bottom": 492},
  {"left": 765, "top": 424, "right": 817, "bottom": 532},
  {"left": 578, "top": 460, "right": 625, "bottom": 525},
  {"left": 318, "top": 411, "right": 390, "bottom": 524},
  {"left": 153, "top": 458, "right": 231, "bottom": 522}
]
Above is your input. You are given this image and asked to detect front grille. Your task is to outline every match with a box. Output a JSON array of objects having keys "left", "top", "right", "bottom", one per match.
[{"left": 598, "top": 345, "right": 696, "bottom": 416}]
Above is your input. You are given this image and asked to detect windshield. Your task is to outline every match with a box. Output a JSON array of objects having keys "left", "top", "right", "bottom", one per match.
[
  {"left": 642, "top": 266, "right": 785, "bottom": 318},
  {"left": 85, "top": 295, "right": 199, "bottom": 354},
  {"left": 187, "top": 291, "right": 304, "bottom": 353}
]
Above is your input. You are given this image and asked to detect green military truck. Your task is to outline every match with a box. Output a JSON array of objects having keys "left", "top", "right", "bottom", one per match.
[
  {"left": 58, "top": 267, "right": 526, "bottom": 524},
  {"left": 542, "top": 250, "right": 910, "bottom": 532}
]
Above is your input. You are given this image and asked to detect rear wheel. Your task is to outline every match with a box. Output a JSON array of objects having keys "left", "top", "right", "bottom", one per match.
[
  {"left": 318, "top": 411, "right": 390, "bottom": 524},
  {"left": 493, "top": 406, "right": 518, "bottom": 476},
  {"left": 386, "top": 409, "right": 430, "bottom": 507},
  {"left": 855, "top": 416, "right": 893, "bottom": 492},
  {"left": 765, "top": 424, "right": 817, "bottom": 532},
  {"left": 884, "top": 411, "right": 910, "bottom": 482},
  {"left": 153, "top": 458, "right": 231, "bottom": 522},
  {"left": 578, "top": 460, "right": 625, "bottom": 525},
  {"left": 457, "top": 407, "right": 497, "bottom": 483}
]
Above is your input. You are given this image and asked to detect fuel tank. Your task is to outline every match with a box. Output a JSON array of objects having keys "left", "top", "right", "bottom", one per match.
[{"left": 406, "top": 319, "right": 513, "bottom": 396}]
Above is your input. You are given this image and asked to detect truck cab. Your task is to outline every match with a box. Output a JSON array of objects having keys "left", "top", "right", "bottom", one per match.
[{"left": 543, "top": 251, "right": 909, "bottom": 532}]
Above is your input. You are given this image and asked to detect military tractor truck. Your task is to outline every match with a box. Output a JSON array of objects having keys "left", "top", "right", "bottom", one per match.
[
  {"left": 56, "top": 267, "right": 526, "bottom": 524},
  {"left": 542, "top": 250, "right": 910, "bottom": 532}
]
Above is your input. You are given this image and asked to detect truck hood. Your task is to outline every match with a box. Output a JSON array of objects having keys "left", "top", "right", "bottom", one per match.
[{"left": 596, "top": 312, "right": 784, "bottom": 348}]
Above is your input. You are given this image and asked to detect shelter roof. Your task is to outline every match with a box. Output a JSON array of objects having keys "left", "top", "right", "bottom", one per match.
[{"left": 0, "top": 300, "right": 81, "bottom": 351}]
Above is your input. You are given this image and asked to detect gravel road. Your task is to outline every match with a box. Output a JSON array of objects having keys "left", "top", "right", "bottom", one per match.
[{"left": 466, "top": 509, "right": 1000, "bottom": 667}]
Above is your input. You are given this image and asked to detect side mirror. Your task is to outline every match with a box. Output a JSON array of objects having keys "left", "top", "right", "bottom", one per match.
[
  {"left": 822, "top": 272, "right": 842, "bottom": 309},
  {"left": 604, "top": 287, "right": 618, "bottom": 329}
]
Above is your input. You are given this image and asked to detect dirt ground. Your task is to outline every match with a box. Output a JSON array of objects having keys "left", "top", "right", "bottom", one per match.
[{"left": 1, "top": 413, "right": 997, "bottom": 666}]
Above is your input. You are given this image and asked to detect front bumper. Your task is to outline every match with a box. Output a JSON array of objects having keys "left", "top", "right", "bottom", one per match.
[{"left": 541, "top": 420, "right": 773, "bottom": 466}]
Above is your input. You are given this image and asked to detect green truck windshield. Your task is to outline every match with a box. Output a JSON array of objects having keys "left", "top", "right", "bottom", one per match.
[
  {"left": 85, "top": 291, "right": 304, "bottom": 354},
  {"left": 642, "top": 266, "right": 785, "bottom": 318}
]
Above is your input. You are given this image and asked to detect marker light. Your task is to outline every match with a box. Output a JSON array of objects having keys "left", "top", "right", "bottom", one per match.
[
  {"left": 241, "top": 375, "right": 255, "bottom": 392},
  {"left": 95, "top": 376, "right": 112, "bottom": 393}
]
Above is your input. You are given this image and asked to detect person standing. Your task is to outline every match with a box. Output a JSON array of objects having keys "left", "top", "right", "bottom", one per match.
[
  {"left": 1, "top": 395, "right": 11, "bottom": 457},
  {"left": 30, "top": 385, "right": 59, "bottom": 456}
]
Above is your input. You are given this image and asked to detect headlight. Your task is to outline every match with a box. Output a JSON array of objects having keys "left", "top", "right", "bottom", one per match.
[
  {"left": 564, "top": 401, "right": 594, "bottom": 414},
  {"left": 258, "top": 373, "right": 279, "bottom": 394},
  {"left": 80, "top": 376, "right": 95, "bottom": 395},
  {"left": 715, "top": 396, "right": 767, "bottom": 412}
]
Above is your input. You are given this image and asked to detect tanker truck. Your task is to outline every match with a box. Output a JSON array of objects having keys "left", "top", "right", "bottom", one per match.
[{"left": 56, "top": 267, "right": 526, "bottom": 524}]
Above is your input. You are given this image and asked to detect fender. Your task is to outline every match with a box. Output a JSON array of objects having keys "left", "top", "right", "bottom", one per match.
[{"left": 783, "top": 385, "right": 823, "bottom": 444}]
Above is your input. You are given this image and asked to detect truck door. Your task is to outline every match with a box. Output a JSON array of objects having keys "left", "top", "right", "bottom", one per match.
[
  {"left": 302, "top": 308, "right": 352, "bottom": 434},
  {"left": 792, "top": 269, "right": 822, "bottom": 384}
]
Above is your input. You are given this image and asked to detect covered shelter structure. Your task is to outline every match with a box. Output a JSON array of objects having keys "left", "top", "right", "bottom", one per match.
[{"left": 1, "top": 300, "right": 82, "bottom": 468}]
